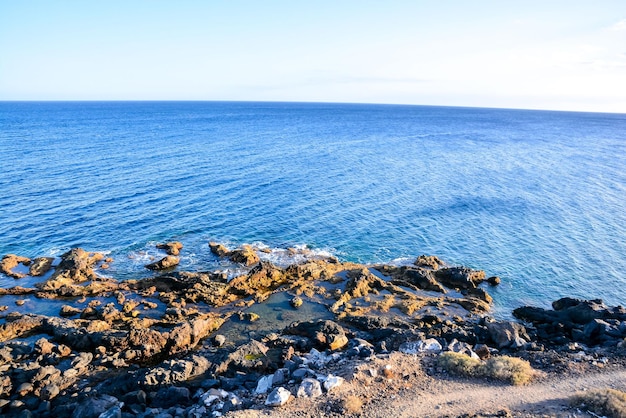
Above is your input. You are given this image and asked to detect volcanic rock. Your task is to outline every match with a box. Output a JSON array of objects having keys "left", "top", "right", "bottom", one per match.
[
  {"left": 0, "top": 254, "right": 31, "bottom": 279},
  {"left": 145, "top": 255, "right": 179, "bottom": 270},
  {"left": 156, "top": 241, "right": 183, "bottom": 255},
  {"left": 29, "top": 257, "right": 54, "bottom": 276}
]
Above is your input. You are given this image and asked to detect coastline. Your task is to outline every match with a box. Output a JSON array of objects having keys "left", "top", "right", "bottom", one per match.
[{"left": 0, "top": 242, "right": 625, "bottom": 417}]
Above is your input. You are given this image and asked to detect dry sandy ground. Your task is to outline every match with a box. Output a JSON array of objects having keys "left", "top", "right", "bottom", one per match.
[{"left": 225, "top": 352, "right": 626, "bottom": 418}]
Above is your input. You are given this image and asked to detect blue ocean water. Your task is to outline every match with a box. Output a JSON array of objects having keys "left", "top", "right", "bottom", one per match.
[{"left": 1, "top": 101, "right": 625, "bottom": 316}]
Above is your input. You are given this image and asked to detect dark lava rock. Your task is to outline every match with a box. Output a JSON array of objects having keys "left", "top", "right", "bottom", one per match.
[
  {"left": 145, "top": 255, "right": 179, "bottom": 271},
  {"left": 284, "top": 320, "right": 349, "bottom": 351},
  {"left": 414, "top": 255, "right": 444, "bottom": 270},
  {"left": 435, "top": 267, "right": 486, "bottom": 290},
  {"left": 151, "top": 386, "right": 190, "bottom": 408},
  {"left": 29, "top": 257, "right": 55, "bottom": 276},
  {"left": 156, "top": 241, "right": 183, "bottom": 256},
  {"left": 71, "top": 394, "right": 120, "bottom": 418}
]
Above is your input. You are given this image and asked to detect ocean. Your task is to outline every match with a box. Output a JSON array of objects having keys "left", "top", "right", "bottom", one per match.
[{"left": 1, "top": 101, "right": 625, "bottom": 316}]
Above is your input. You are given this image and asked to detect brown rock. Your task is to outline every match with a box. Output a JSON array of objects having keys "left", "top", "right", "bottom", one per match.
[
  {"left": 228, "top": 245, "right": 260, "bottom": 266},
  {"left": 156, "top": 241, "right": 183, "bottom": 256},
  {"left": 48, "top": 248, "right": 103, "bottom": 283},
  {"left": 145, "top": 255, "right": 179, "bottom": 271},
  {"left": 0, "top": 254, "right": 31, "bottom": 279},
  {"left": 29, "top": 257, "right": 55, "bottom": 276},
  {"left": 414, "top": 255, "right": 444, "bottom": 270},
  {"left": 60, "top": 305, "right": 81, "bottom": 317},
  {"left": 209, "top": 242, "right": 229, "bottom": 257}
]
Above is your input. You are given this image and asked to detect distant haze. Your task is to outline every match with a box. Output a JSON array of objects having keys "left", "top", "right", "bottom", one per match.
[{"left": 1, "top": 1, "right": 625, "bottom": 113}]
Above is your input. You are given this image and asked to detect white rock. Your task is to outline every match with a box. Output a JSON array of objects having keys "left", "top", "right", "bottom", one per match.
[
  {"left": 323, "top": 374, "right": 344, "bottom": 391},
  {"left": 265, "top": 387, "right": 292, "bottom": 407},
  {"left": 254, "top": 375, "right": 274, "bottom": 395},
  {"left": 297, "top": 378, "right": 323, "bottom": 398},
  {"left": 399, "top": 338, "right": 442, "bottom": 354}
]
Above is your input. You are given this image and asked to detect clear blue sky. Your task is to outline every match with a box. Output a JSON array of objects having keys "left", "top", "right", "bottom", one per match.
[{"left": 1, "top": 1, "right": 625, "bottom": 112}]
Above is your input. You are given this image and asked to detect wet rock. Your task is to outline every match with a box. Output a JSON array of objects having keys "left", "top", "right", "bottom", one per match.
[
  {"left": 487, "top": 320, "right": 529, "bottom": 349},
  {"left": 435, "top": 267, "right": 486, "bottom": 290},
  {"left": 297, "top": 378, "right": 322, "bottom": 398},
  {"left": 156, "top": 242, "right": 183, "bottom": 256},
  {"left": 0, "top": 254, "right": 31, "bottom": 279},
  {"left": 209, "top": 242, "right": 229, "bottom": 257},
  {"left": 228, "top": 245, "right": 260, "bottom": 266},
  {"left": 145, "top": 255, "right": 179, "bottom": 271},
  {"left": 487, "top": 276, "right": 501, "bottom": 286},
  {"left": 98, "top": 405, "right": 122, "bottom": 418},
  {"left": 29, "top": 257, "right": 55, "bottom": 276},
  {"left": 285, "top": 320, "right": 349, "bottom": 351},
  {"left": 50, "top": 248, "right": 103, "bottom": 283},
  {"left": 265, "top": 387, "right": 292, "bottom": 407}
]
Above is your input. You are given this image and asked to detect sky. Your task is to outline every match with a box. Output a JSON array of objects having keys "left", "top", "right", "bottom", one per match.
[{"left": 1, "top": 1, "right": 625, "bottom": 113}]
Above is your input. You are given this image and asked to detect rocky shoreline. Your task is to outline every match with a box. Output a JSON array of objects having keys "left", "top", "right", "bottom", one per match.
[{"left": 0, "top": 243, "right": 625, "bottom": 417}]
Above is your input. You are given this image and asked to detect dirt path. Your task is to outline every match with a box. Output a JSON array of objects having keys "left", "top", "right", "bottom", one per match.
[
  {"left": 365, "top": 368, "right": 626, "bottom": 417},
  {"left": 227, "top": 359, "right": 626, "bottom": 418}
]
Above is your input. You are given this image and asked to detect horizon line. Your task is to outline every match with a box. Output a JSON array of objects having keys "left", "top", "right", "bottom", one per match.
[{"left": 0, "top": 99, "right": 624, "bottom": 116}]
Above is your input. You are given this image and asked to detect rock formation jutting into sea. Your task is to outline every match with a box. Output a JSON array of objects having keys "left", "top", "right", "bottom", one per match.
[{"left": 0, "top": 242, "right": 625, "bottom": 417}]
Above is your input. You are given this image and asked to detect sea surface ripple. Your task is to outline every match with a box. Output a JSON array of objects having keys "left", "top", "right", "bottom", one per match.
[{"left": 1, "top": 101, "right": 625, "bottom": 316}]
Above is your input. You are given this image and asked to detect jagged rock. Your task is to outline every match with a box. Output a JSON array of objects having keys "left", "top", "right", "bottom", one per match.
[
  {"left": 141, "top": 355, "right": 211, "bottom": 387},
  {"left": 414, "top": 255, "right": 444, "bottom": 270},
  {"left": 374, "top": 265, "right": 446, "bottom": 293},
  {"left": 29, "top": 257, "right": 54, "bottom": 276},
  {"left": 228, "top": 261, "right": 286, "bottom": 297},
  {"left": 50, "top": 248, "right": 103, "bottom": 283},
  {"left": 156, "top": 241, "right": 183, "bottom": 256},
  {"left": 34, "top": 338, "right": 55, "bottom": 355},
  {"left": 265, "top": 387, "right": 292, "bottom": 407},
  {"left": 40, "top": 383, "right": 60, "bottom": 400},
  {"left": 209, "top": 242, "right": 229, "bottom": 257},
  {"left": 297, "top": 378, "right": 322, "bottom": 398},
  {"left": 228, "top": 245, "right": 260, "bottom": 266},
  {"left": 487, "top": 320, "right": 529, "bottom": 349},
  {"left": 215, "top": 340, "right": 270, "bottom": 374},
  {"left": 435, "top": 267, "right": 486, "bottom": 290},
  {"left": 145, "top": 255, "right": 179, "bottom": 271},
  {"left": 0, "top": 254, "right": 31, "bottom": 279},
  {"left": 285, "top": 320, "right": 349, "bottom": 351}
]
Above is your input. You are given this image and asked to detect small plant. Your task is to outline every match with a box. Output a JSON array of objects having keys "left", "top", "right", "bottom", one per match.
[
  {"left": 571, "top": 388, "right": 626, "bottom": 418},
  {"left": 483, "top": 355, "right": 535, "bottom": 386},
  {"left": 438, "top": 351, "right": 482, "bottom": 376},
  {"left": 438, "top": 352, "right": 535, "bottom": 385},
  {"left": 342, "top": 395, "right": 364, "bottom": 414}
]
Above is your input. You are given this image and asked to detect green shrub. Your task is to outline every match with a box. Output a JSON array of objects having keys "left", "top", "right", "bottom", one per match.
[
  {"left": 571, "top": 388, "right": 626, "bottom": 418},
  {"left": 437, "top": 351, "right": 483, "bottom": 377},
  {"left": 483, "top": 355, "right": 535, "bottom": 386},
  {"left": 438, "top": 352, "right": 535, "bottom": 385}
]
